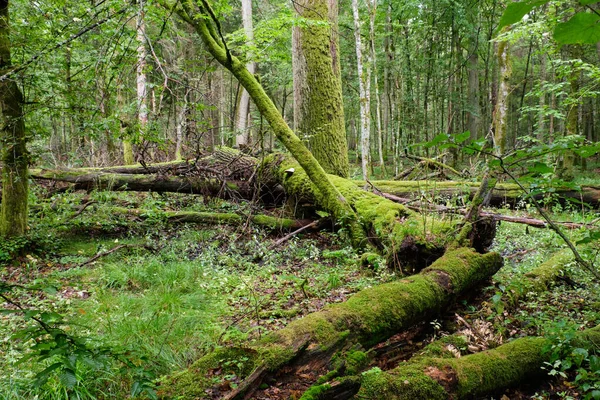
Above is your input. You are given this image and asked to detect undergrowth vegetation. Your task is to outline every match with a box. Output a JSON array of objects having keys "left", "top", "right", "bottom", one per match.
[{"left": 1, "top": 188, "right": 599, "bottom": 399}]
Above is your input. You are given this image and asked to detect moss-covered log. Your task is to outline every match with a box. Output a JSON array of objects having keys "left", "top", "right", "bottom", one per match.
[
  {"left": 109, "top": 207, "right": 311, "bottom": 230},
  {"left": 157, "top": 248, "right": 503, "bottom": 399},
  {"left": 265, "top": 155, "right": 495, "bottom": 271},
  {"left": 353, "top": 325, "right": 600, "bottom": 399},
  {"left": 367, "top": 180, "right": 600, "bottom": 208}
]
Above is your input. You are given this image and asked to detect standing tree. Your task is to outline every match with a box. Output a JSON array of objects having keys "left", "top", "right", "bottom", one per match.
[
  {"left": 235, "top": 0, "right": 255, "bottom": 147},
  {"left": 0, "top": 0, "right": 28, "bottom": 238},
  {"left": 352, "top": 0, "right": 371, "bottom": 180},
  {"left": 292, "top": 0, "right": 349, "bottom": 178}
]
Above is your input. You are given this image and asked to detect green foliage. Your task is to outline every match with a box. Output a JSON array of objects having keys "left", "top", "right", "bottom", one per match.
[
  {"left": 543, "top": 321, "right": 600, "bottom": 399},
  {"left": 499, "top": 1, "right": 600, "bottom": 45}
]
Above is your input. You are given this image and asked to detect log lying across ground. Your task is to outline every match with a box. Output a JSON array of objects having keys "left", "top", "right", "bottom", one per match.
[
  {"left": 350, "top": 325, "right": 600, "bottom": 400},
  {"left": 365, "top": 180, "right": 600, "bottom": 208},
  {"left": 33, "top": 149, "right": 497, "bottom": 271},
  {"left": 109, "top": 207, "right": 312, "bottom": 230},
  {"left": 157, "top": 248, "right": 503, "bottom": 399}
]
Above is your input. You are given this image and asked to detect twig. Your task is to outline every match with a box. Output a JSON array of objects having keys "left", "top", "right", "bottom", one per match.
[
  {"left": 269, "top": 220, "right": 320, "bottom": 249},
  {"left": 77, "top": 244, "right": 146, "bottom": 268}
]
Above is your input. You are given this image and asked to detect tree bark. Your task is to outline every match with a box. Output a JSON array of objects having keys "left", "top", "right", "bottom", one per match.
[
  {"left": 235, "top": 0, "right": 255, "bottom": 147},
  {"left": 292, "top": 0, "right": 349, "bottom": 178},
  {"left": 493, "top": 28, "right": 511, "bottom": 156},
  {"left": 0, "top": 0, "right": 28, "bottom": 238},
  {"left": 352, "top": 0, "right": 371, "bottom": 180},
  {"left": 157, "top": 248, "right": 503, "bottom": 399}
]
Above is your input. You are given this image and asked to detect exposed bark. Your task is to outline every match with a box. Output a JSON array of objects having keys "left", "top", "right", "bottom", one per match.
[
  {"left": 235, "top": 0, "right": 255, "bottom": 147},
  {"left": 493, "top": 28, "right": 511, "bottom": 156},
  {"left": 136, "top": 0, "right": 148, "bottom": 138},
  {"left": 157, "top": 248, "right": 503, "bottom": 399},
  {"left": 0, "top": 0, "right": 28, "bottom": 238},
  {"left": 292, "top": 0, "right": 349, "bottom": 177}
]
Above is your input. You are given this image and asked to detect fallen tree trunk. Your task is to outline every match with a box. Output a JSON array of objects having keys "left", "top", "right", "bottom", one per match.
[
  {"left": 30, "top": 168, "right": 255, "bottom": 199},
  {"left": 32, "top": 150, "right": 497, "bottom": 271},
  {"left": 109, "top": 207, "right": 312, "bottom": 231},
  {"left": 157, "top": 248, "right": 503, "bottom": 399},
  {"left": 366, "top": 180, "right": 600, "bottom": 208},
  {"left": 379, "top": 192, "right": 597, "bottom": 230},
  {"left": 349, "top": 324, "right": 600, "bottom": 400}
]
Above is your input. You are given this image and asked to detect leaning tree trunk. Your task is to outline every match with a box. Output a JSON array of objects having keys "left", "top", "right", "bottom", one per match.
[
  {"left": 292, "top": 0, "right": 349, "bottom": 178},
  {"left": 173, "top": 1, "right": 366, "bottom": 247},
  {"left": 157, "top": 248, "right": 503, "bottom": 399},
  {"left": 0, "top": 0, "right": 29, "bottom": 238}
]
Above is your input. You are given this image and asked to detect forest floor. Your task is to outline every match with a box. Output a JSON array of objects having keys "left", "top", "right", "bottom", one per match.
[{"left": 0, "top": 188, "right": 599, "bottom": 399}]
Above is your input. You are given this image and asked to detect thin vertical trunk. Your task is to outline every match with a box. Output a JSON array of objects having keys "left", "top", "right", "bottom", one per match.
[
  {"left": 175, "top": 89, "right": 190, "bottom": 160},
  {"left": 367, "top": 0, "right": 385, "bottom": 175},
  {"left": 537, "top": 53, "right": 547, "bottom": 142},
  {"left": 559, "top": 44, "right": 582, "bottom": 179},
  {"left": 136, "top": 0, "right": 148, "bottom": 140},
  {"left": 467, "top": 27, "right": 481, "bottom": 141},
  {"left": 235, "top": 0, "right": 255, "bottom": 147},
  {"left": 0, "top": 0, "right": 28, "bottom": 237},
  {"left": 493, "top": 28, "right": 511, "bottom": 157},
  {"left": 353, "top": 0, "right": 371, "bottom": 180}
]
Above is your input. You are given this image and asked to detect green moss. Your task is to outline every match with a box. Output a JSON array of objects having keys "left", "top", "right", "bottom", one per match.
[
  {"left": 158, "top": 347, "right": 259, "bottom": 399},
  {"left": 417, "top": 334, "right": 468, "bottom": 359},
  {"left": 359, "top": 364, "right": 447, "bottom": 400},
  {"left": 299, "top": 383, "right": 332, "bottom": 400}
]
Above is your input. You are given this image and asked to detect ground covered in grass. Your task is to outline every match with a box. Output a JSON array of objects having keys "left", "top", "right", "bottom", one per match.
[{"left": 1, "top": 189, "right": 599, "bottom": 399}]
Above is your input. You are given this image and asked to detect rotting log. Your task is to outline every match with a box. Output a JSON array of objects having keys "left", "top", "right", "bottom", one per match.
[
  {"left": 30, "top": 168, "right": 255, "bottom": 199},
  {"left": 157, "top": 248, "right": 503, "bottom": 399},
  {"left": 379, "top": 192, "right": 596, "bottom": 230},
  {"left": 366, "top": 180, "right": 600, "bottom": 208},
  {"left": 109, "top": 207, "right": 312, "bottom": 231},
  {"left": 349, "top": 325, "right": 600, "bottom": 400}
]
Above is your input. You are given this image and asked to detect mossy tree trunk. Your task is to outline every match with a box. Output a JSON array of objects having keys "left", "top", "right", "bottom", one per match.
[
  {"left": 292, "top": 0, "right": 349, "bottom": 178},
  {"left": 0, "top": 0, "right": 28, "bottom": 238},
  {"left": 493, "top": 28, "right": 511, "bottom": 157},
  {"left": 171, "top": 1, "right": 365, "bottom": 247}
]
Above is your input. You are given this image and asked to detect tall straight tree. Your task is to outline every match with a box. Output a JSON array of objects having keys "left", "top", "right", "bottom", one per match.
[
  {"left": 0, "top": 0, "right": 28, "bottom": 237},
  {"left": 235, "top": 0, "right": 255, "bottom": 147},
  {"left": 493, "top": 28, "right": 511, "bottom": 156},
  {"left": 292, "top": 0, "right": 349, "bottom": 178},
  {"left": 134, "top": 0, "right": 148, "bottom": 162},
  {"left": 352, "top": 0, "right": 371, "bottom": 180}
]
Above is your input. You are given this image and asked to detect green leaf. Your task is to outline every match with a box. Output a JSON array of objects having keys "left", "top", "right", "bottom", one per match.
[
  {"left": 33, "top": 362, "right": 63, "bottom": 387},
  {"left": 425, "top": 133, "right": 449, "bottom": 148},
  {"left": 576, "top": 230, "right": 600, "bottom": 245},
  {"left": 580, "top": 0, "right": 600, "bottom": 5},
  {"left": 455, "top": 131, "right": 471, "bottom": 144},
  {"left": 554, "top": 12, "right": 600, "bottom": 44},
  {"left": 59, "top": 369, "right": 78, "bottom": 389},
  {"left": 528, "top": 162, "right": 553, "bottom": 174},
  {"left": 498, "top": 1, "right": 549, "bottom": 29}
]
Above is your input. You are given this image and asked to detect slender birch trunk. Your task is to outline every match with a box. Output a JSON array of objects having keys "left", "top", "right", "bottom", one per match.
[
  {"left": 367, "top": 0, "right": 385, "bottom": 175},
  {"left": 136, "top": 0, "right": 148, "bottom": 142},
  {"left": 352, "top": 0, "right": 371, "bottom": 180},
  {"left": 235, "top": 0, "right": 255, "bottom": 147},
  {"left": 493, "top": 28, "right": 511, "bottom": 157}
]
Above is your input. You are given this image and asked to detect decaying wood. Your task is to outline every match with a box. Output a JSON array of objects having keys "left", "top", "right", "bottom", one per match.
[
  {"left": 78, "top": 244, "right": 150, "bottom": 268},
  {"left": 157, "top": 248, "right": 502, "bottom": 399},
  {"left": 377, "top": 191, "right": 597, "bottom": 230}
]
